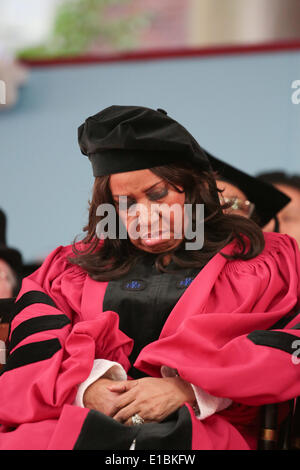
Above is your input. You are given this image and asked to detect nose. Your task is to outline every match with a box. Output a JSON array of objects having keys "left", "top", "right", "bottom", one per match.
[{"left": 128, "top": 199, "right": 162, "bottom": 237}]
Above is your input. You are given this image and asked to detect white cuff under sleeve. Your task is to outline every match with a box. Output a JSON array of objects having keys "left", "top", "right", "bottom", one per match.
[
  {"left": 160, "top": 366, "right": 232, "bottom": 420},
  {"left": 190, "top": 384, "right": 232, "bottom": 420},
  {"left": 74, "top": 359, "right": 127, "bottom": 408}
]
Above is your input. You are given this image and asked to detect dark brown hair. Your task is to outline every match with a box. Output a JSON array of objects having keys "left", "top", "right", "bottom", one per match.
[
  {"left": 257, "top": 171, "right": 300, "bottom": 191},
  {"left": 69, "top": 162, "right": 265, "bottom": 281}
]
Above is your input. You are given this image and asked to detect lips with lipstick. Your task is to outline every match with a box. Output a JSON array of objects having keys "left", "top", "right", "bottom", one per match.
[{"left": 140, "top": 230, "right": 171, "bottom": 246}]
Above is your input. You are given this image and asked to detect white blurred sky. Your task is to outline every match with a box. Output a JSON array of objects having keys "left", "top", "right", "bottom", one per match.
[{"left": 0, "top": 0, "right": 62, "bottom": 59}]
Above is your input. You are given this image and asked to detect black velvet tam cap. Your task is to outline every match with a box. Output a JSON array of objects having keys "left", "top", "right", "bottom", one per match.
[
  {"left": 78, "top": 105, "right": 212, "bottom": 176},
  {"left": 204, "top": 150, "right": 291, "bottom": 227}
]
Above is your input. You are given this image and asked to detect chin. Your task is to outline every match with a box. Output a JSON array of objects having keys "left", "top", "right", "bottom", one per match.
[{"left": 134, "top": 237, "right": 183, "bottom": 253}]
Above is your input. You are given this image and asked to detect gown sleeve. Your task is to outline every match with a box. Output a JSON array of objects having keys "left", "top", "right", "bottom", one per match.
[
  {"left": 0, "top": 244, "right": 133, "bottom": 428},
  {"left": 135, "top": 233, "right": 300, "bottom": 407}
]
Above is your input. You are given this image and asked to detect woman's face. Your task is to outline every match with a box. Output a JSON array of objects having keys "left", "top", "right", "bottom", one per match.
[{"left": 109, "top": 169, "right": 186, "bottom": 253}]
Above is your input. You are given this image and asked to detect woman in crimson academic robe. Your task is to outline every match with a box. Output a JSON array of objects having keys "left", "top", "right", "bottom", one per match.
[{"left": 0, "top": 105, "right": 300, "bottom": 451}]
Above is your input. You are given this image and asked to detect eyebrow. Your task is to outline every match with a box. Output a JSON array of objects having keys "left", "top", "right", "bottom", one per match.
[{"left": 112, "top": 180, "right": 164, "bottom": 199}]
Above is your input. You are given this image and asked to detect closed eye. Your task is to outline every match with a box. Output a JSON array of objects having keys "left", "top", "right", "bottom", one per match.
[{"left": 147, "top": 187, "right": 168, "bottom": 201}]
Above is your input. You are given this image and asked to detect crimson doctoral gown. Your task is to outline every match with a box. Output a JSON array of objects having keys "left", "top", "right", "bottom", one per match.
[{"left": 0, "top": 232, "right": 300, "bottom": 450}]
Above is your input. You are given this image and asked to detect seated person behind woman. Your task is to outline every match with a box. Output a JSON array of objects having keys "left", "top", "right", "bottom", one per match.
[
  {"left": 0, "top": 106, "right": 300, "bottom": 451},
  {"left": 0, "top": 209, "right": 23, "bottom": 299},
  {"left": 203, "top": 154, "right": 291, "bottom": 230},
  {"left": 257, "top": 171, "right": 300, "bottom": 248}
]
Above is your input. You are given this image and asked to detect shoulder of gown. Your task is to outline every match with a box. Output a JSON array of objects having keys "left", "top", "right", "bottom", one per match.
[
  {"left": 207, "top": 231, "right": 300, "bottom": 314},
  {"left": 22, "top": 240, "right": 104, "bottom": 318}
]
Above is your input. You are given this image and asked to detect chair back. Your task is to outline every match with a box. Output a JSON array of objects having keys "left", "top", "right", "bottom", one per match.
[{"left": 0, "top": 297, "right": 16, "bottom": 370}]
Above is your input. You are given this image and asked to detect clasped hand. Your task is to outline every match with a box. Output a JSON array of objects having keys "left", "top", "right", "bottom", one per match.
[{"left": 83, "top": 375, "right": 195, "bottom": 426}]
